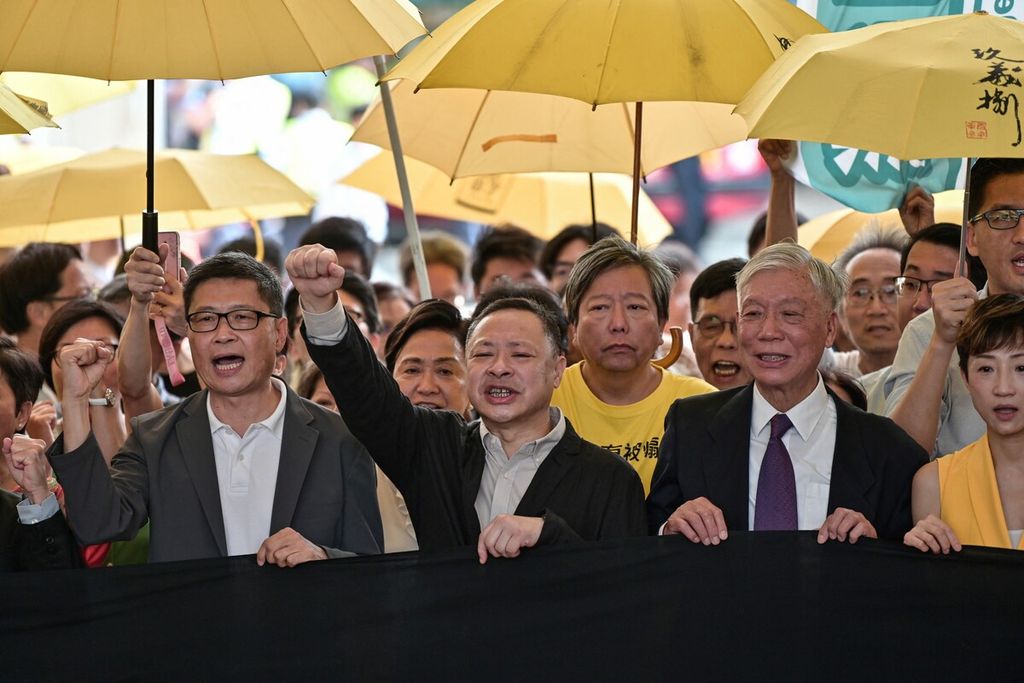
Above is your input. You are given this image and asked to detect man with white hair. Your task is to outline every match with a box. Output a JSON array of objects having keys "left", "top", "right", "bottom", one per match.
[{"left": 647, "top": 243, "right": 927, "bottom": 544}]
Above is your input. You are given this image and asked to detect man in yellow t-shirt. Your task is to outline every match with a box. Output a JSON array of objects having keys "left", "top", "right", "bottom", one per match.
[{"left": 552, "top": 237, "right": 715, "bottom": 493}]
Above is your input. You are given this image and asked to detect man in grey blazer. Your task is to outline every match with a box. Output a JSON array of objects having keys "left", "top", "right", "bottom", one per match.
[{"left": 48, "top": 251, "right": 382, "bottom": 565}]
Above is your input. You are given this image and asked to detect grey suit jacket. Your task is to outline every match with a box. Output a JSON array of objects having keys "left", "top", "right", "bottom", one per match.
[{"left": 49, "top": 387, "right": 383, "bottom": 563}]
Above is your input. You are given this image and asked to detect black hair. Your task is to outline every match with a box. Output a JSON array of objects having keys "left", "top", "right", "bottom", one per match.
[
  {"left": 822, "top": 368, "right": 867, "bottom": 411},
  {"left": 299, "top": 217, "right": 374, "bottom": 278},
  {"left": 284, "top": 287, "right": 303, "bottom": 340},
  {"left": 469, "top": 225, "right": 543, "bottom": 290},
  {"left": 538, "top": 223, "right": 620, "bottom": 280},
  {"left": 0, "top": 337, "right": 45, "bottom": 411},
  {"left": 468, "top": 296, "right": 568, "bottom": 356},
  {"left": 0, "top": 242, "right": 82, "bottom": 334},
  {"left": 37, "top": 300, "right": 125, "bottom": 389},
  {"left": 747, "top": 210, "right": 809, "bottom": 258},
  {"left": 473, "top": 280, "right": 568, "bottom": 354},
  {"left": 217, "top": 236, "right": 284, "bottom": 274},
  {"left": 97, "top": 274, "right": 131, "bottom": 308},
  {"left": 689, "top": 258, "right": 747, "bottom": 321},
  {"left": 340, "top": 271, "right": 381, "bottom": 335},
  {"left": 183, "top": 252, "right": 284, "bottom": 317},
  {"left": 384, "top": 299, "right": 466, "bottom": 373},
  {"left": 900, "top": 222, "right": 987, "bottom": 291},
  {"left": 968, "top": 158, "right": 1024, "bottom": 218}
]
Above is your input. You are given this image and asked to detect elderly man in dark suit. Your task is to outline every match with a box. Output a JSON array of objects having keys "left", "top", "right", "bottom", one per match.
[
  {"left": 48, "top": 252, "right": 382, "bottom": 565},
  {"left": 287, "top": 243, "right": 645, "bottom": 564},
  {"left": 648, "top": 242, "right": 927, "bottom": 544}
]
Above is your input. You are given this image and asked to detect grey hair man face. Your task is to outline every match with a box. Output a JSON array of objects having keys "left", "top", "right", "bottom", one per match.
[{"left": 736, "top": 242, "right": 847, "bottom": 412}]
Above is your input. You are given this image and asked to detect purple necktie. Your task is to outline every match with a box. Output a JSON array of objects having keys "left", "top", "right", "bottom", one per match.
[{"left": 754, "top": 413, "right": 797, "bottom": 531}]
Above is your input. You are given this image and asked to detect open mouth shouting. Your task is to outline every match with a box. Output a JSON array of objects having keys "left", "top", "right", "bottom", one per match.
[
  {"left": 993, "top": 404, "right": 1020, "bottom": 421},
  {"left": 213, "top": 354, "right": 244, "bottom": 375},
  {"left": 711, "top": 360, "right": 742, "bottom": 378},
  {"left": 484, "top": 385, "right": 516, "bottom": 404}
]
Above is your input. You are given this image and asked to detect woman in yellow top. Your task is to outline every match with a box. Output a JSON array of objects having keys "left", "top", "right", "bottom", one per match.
[{"left": 905, "top": 294, "right": 1024, "bottom": 553}]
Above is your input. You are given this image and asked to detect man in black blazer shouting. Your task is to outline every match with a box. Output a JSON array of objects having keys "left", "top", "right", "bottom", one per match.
[
  {"left": 648, "top": 242, "right": 926, "bottom": 544},
  {"left": 288, "top": 244, "right": 645, "bottom": 563}
]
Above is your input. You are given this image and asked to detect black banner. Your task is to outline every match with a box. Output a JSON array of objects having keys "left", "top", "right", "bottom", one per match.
[{"left": 2, "top": 533, "right": 1021, "bottom": 681}]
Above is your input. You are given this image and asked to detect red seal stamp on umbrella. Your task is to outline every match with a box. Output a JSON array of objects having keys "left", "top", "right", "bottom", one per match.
[{"left": 966, "top": 120, "right": 988, "bottom": 139}]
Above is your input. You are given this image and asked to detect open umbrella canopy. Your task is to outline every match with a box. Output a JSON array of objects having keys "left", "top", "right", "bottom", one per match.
[
  {"left": 0, "top": 148, "right": 313, "bottom": 246},
  {"left": 0, "top": 0, "right": 425, "bottom": 80},
  {"left": 0, "top": 83, "right": 57, "bottom": 134},
  {"left": 383, "top": 0, "right": 825, "bottom": 106},
  {"left": 340, "top": 151, "right": 672, "bottom": 245},
  {"left": 0, "top": 142, "right": 82, "bottom": 173},
  {"left": 353, "top": 79, "right": 746, "bottom": 178},
  {"left": 0, "top": 73, "right": 137, "bottom": 116},
  {"left": 799, "top": 190, "right": 965, "bottom": 263},
  {"left": 736, "top": 12, "right": 1024, "bottom": 160}
]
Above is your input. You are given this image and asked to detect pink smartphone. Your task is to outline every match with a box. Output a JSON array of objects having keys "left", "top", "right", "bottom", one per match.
[{"left": 157, "top": 231, "right": 180, "bottom": 278}]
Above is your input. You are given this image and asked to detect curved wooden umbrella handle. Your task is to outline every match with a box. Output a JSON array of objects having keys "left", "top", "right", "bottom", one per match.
[{"left": 652, "top": 326, "right": 683, "bottom": 369}]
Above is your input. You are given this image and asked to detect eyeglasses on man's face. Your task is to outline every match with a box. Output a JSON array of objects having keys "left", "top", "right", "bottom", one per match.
[
  {"left": 846, "top": 283, "right": 898, "bottom": 307},
  {"left": 894, "top": 275, "right": 947, "bottom": 298},
  {"left": 969, "top": 208, "right": 1024, "bottom": 230},
  {"left": 694, "top": 315, "right": 738, "bottom": 339},
  {"left": 186, "top": 309, "right": 280, "bottom": 333}
]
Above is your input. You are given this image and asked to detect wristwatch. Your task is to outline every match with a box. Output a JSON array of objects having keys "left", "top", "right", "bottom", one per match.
[{"left": 88, "top": 387, "right": 116, "bottom": 407}]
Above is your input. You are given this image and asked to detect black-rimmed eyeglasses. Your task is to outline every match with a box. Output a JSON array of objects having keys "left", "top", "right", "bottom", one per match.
[
  {"left": 186, "top": 309, "right": 280, "bottom": 333},
  {"left": 969, "top": 208, "right": 1024, "bottom": 230}
]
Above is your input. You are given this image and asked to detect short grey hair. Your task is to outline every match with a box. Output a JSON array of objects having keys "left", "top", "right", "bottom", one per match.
[
  {"left": 563, "top": 235, "right": 674, "bottom": 326},
  {"left": 831, "top": 225, "right": 908, "bottom": 276},
  {"left": 736, "top": 241, "right": 847, "bottom": 313}
]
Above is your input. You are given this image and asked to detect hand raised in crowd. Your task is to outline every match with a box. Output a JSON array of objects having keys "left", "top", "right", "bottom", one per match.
[
  {"left": 256, "top": 527, "right": 328, "bottom": 567},
  {"left": 898, "top": 185, "right": 936, "bottom": 236},
  {"left": 930, "top": 277, "right": 978, "bottom": 345},
  {"left": 25, "top": 400, "right": 57, "bottom": 448},
  {"left": 758, "top": 138, "right": 794, "bottom": 177},
  {"left": 2, "top": 435, "right": 51, "bottom": 504},
  {"left": 124, "top": 245, "right": 167, "bottom": 304},
  {"left": 816, "top": 507, "right": 877, "bottom": 544},
  {"left": 904, "top": 515, "right": 962, "bottom": 555},
  {"left": 150, "top": 271, "right": 188, "bottom": 338},
  {"left": 58, "top": 339, "right": 115, "bottom": 403},
  {"left": 663, "top": 497, "right": 729, "bottom": 545},
  {"left": 477, "top": 514, "right": 544, "bottom": 564},
  {"left": 285, "top": 244, "right": 345, "bottom": 313}
]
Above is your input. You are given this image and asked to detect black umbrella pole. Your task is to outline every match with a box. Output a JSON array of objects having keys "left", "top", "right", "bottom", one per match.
[
  {"left": 589, "top": 172, "right": 597, "bottom": 240},
  {"left": 630, "top": 102, "right": 643, "bottom": 245},
  {"left": 142, "top": 79, "right": 159, "bottom": 253}
]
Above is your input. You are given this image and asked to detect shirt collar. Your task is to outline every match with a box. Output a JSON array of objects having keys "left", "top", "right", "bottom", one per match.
[
  {"left": 207, "top": 377, "right": 289, "bottom": 439},
  {"left": 751, "top": 373, "right": 828, "bottom": 441},
  {"left": 479, "top": 407, "right": 566, "bottom": 460}
]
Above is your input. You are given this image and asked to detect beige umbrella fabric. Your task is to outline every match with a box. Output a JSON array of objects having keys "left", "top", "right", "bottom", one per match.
[
  {"left": 0, "top": 147, "right": 313, "bottom": 246},
  {"left": 0, "top": 83, "right": 58, "bottom": 134},
  {"left": 0, "top": 73, "right": 137, "bottom": 116},
  {"left": 353, "top": 79, "right": 746, "bottom": 178},
  {"left": 341, "top": 151, "right": 672, "bottom": 245}
]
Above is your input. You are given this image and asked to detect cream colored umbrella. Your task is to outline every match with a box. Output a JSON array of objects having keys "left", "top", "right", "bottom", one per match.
[
  {"left": 0, "top": 147, "right": 314, "bottom": 246},
  {"left": 340, "top": 151, "right": 672, "bottom": 245},
  {"left": 799, "top": 189, "right": 965, "bottom": 263},
  {"left": 0, "top": 142, "right": 82, "bottom": 174},
  {"left": 353, "top": 79, "right": 746, "bottom": 178},
  {"left": 0, "top": 83, "right": 58, "bottom": 134},
  {"left": 0, "top": 73, "right": 137, "bottom": 116}
]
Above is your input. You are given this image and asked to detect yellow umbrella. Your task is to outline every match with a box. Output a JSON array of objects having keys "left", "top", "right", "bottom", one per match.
[
  {"left": 0, "top": 0, "right": 425, "bottom": 253},
  {"left": 353, "top": 79, "right": 746, "bottom": 178},
  {"left": 0, "top": 142, "right": 83, "bottom": 174},
  {"left": 800, "top": 190, "right": 965, "bottom": 263},
  {"left": 0, "top": 148, "right": 314, "bottom": 247},
  {"left": 0, "top": 73, "right": 136, "bottom": 116},
  {"left": 340, "top": 151, "right": 672, "bottom": 245},
  {"left": 382, "top": 0, "right": 825, "bottom": 240},
  {"left": 0, "top": 83, "right": 58, "bottom": 134},
  {"left": 736, "top": 13, "right": 1024, "bottom": 160}
]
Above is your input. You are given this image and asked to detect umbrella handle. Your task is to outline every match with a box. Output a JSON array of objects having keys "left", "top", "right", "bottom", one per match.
[{"left": 652, "top": 327, "right": 683, "bottom": 369}]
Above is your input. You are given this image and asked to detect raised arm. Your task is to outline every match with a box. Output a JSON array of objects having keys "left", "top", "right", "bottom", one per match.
[
  {"left": 758, "top": 139, "right": 798, "bottom": 247},
  {"left": 119, "top": 247, "right": 170, "bottom": 420},
  {"left": 286, "top": 245, "right": 455, "bottom": 496}
]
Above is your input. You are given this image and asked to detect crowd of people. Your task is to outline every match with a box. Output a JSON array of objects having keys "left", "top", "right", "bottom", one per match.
[{"left": 1, "top": 152, "right": 1022, "bottom": 572}]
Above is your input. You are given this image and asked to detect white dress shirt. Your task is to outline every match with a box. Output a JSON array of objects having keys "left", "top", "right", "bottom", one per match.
[
  {"left": 208, "top": 378, "right": 288, "bottom": 556},
  {"left": 475, "top": 409, "right": 565, "bottom": 529},
  {"left": 748, "top": 375, "right": 836, "bottom": 531}
]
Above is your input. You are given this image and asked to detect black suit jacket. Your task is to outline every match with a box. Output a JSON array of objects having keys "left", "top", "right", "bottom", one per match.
[
  {"left": 304, "top": 316, "right": 646, "bottom": 552},
  {"left": 49, "top": 386, "right": 383, "bottom": 562},
  {"left": 0, "top": 490, "right": 82, "bottom": 571},
  {"left": 646, "top": 384, "right": 928, "bottom": 540}
]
